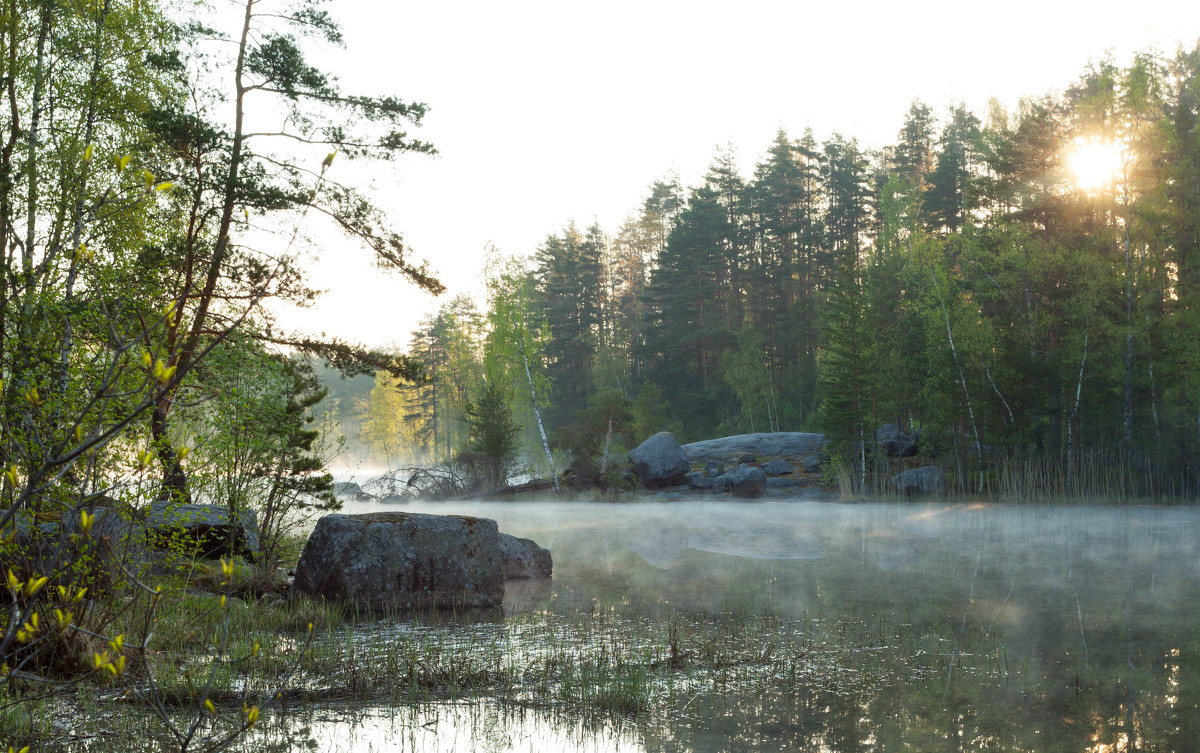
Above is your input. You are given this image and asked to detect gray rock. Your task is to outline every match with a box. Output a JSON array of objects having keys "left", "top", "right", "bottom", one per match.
[
  {"left": 146, "top": 502, "right": 260, "bottom": 563},
  {"left": 762, "top": 458, "right": 792, "bottom": 476},
  {"left": 713, "top": 464, "right": 768, "bottom": 498},
  {"left": 737, "top": 453, "right": 756, "bottom": 464},
  {"left": 705, "top": 461, "right": 724, "bottom": 478},
  {"left": 876, "top": 424, "right": 918, "bottom": 457},
  {"left": 9, "top": 514, "right": 61, "bottom": 571},
  {"left": 629, "top": 432, "right": 691, "bottom": 488},
  {"left": 685, "top": 471, "right": 715, "bottom": 490},
  {"left": 70, "top": 506, "right": 148, "bottom": 576},
  {"left": 499, "top": 533, "right": 552, "bottom": 579},
  {"left": 891, "top": 466, "right": 945, "bottom": 496},
  {"left": 294, "top": 512, "right": 505, "bottom": 611},
  {"left": 802, "top": 452, "right": 830, "bottom": 473},
  {"left": 7, "top": 505, "right": 147, "bottom": 587},
  {"left": 332, "top": 481, "right": 363, "bottom": 497},
  {"left": 683, "top": 433, "right": 826, "bottom": 465}
]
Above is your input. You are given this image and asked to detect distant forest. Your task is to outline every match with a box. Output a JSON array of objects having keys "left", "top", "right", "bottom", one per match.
[{"left": 339, "top": 46, "right": 1200, "bottom": 497}]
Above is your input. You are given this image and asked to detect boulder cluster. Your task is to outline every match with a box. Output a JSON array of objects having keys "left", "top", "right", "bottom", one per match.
[{"left": 627, "top": 431, "right": 829, "bottom": 499}]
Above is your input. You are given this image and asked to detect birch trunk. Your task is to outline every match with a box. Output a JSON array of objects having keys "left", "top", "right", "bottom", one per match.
[
  {"left": 930, "top": 268, "right": 982, "bottom": 492},
  {"left": 520, "top": 338, "right": 558, "bottom": 491},
  {"left": 1067, "top": 331, "right": 1089, "bottom": 495}
]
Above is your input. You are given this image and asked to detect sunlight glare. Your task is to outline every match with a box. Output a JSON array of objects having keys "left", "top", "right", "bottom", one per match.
[{"left": 1068, "top": 140, "right": 1123, "bottom": 191}]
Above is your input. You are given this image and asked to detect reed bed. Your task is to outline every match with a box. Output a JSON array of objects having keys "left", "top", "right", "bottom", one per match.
[
  {"left": 28, "top": 589, "right": 1014, "bottom": 751},
  {"left": 836, "top": 444, "right": 1200, "bottom": 504}
]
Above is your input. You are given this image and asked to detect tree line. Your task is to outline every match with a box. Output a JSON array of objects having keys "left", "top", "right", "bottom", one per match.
[{"left": 351, "top": 46, "right": 1200, "bottom": 496}]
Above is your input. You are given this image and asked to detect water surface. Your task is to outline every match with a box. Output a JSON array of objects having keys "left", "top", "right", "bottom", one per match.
[{"left": 106, "top": 499, "right": 1200, "bottom": 751}]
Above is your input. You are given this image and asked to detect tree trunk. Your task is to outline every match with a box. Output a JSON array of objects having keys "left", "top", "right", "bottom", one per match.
[
  {"left": 1067, "top": 331, "right": 1089, "bottom": 495},
  {"left": 520, "top": 338, "right": 557, "bottom": 491},
  {"left": 930, "top": 268, "right": 982, "bottom": 492},
  {"left": 151, "top": 399, "right": 191, "bottom": 504}
]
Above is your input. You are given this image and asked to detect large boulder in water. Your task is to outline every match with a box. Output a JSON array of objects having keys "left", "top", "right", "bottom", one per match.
[
  {"left": 499, "top": 533, "right": 552, "bottom": 579},
  {"left": 629, "top": 432, "right": 691, "bottom": 488},
  {"left": 293, "top": 512, "right": 505, "bottom": 611},
  {"left": 876, "top": 423, "right": 918, "bottom": 457},
  {"left": 714, "top": 464, "right": 768, "bottom": 498},
  {"left": 146, "top": 502, "right": 260, "bottom": 562},
  {"left": 891, "top": 465, "right": 944, "bottom": 496}
]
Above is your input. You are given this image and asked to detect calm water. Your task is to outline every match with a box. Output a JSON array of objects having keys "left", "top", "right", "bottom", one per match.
[{"left": 103, "top": 499, "right": 1200, "bottom": 752}]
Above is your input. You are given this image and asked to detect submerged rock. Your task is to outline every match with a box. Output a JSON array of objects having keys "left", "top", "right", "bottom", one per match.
[
  {"left": 499, "top": 533, "right": 552, "bottom": 579},
  {"left": 629, "top": 432, "right": 691, "bottom": 488},
  {"left": 294, "top": 512, "right": 505, "bottom": 611},
  {"left": 714, "top": 464, "right": 768, "bottom": 498},
  {"left": 146, "top": 502, "right": 260, "bottom": 562},
  {"left": 891, "top": 465, "right": 945, "bottom": 496}
]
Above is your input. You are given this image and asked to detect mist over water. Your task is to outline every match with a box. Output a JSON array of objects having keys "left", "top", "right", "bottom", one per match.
[
  {"left": 108, "top": 498, "right": 1198, "bottom": 752},
  {"left": 303, "top": 499, "right": 1200, "bottom": 751},
  {"left": 339, "top": 497, "right": 1200, "bottom": 619}
]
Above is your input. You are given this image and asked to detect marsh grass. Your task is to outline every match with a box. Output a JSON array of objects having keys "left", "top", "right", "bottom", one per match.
[
  {"left": 36, "top": 558, "right": 1024, "bottom": 752},
  {"left": 35, "top": 582, "right": 1032, "bottom": 753},
  {"left": 836, "top": 443, "right": 1200, "bottom": 504}
]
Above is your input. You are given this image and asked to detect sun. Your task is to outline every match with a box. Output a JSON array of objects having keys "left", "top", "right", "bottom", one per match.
[{"left": 1068, "top": 139, "right": 1124, "bottom": 191}]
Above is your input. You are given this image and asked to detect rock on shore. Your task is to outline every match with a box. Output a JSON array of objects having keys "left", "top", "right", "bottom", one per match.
[
  {"left": 682, "top": 433, "right": 825, "bottom": 465},
  {"left": 629, "top": 432, "right": 691, "bottom": 487}
]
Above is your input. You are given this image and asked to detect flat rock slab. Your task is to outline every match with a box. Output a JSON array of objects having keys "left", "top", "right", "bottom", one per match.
[
  {"left": 683, "top": 433, "right": 826, "bottom": 464},
  {"left": 294, "top": 512, "right": 505, "bottom": 611}
]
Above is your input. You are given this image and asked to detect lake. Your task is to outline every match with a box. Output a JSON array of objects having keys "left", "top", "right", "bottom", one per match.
[{"left": 96, "top": 498, "right": 1200, "bottom": 752}]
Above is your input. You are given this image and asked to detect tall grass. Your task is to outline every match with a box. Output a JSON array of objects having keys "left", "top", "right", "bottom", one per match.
[{"left": 842, "top": 443, "right": 1198, "bottom": 503}]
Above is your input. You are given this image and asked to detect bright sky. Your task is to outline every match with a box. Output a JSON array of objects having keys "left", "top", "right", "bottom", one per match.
[{"left": 269, "top": 0, "right": 1200, "bottom": 350}]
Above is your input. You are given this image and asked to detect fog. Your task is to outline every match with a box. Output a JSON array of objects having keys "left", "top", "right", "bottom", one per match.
[{"left": 286, "top": 498, "right": 1200, "bottom": 751}]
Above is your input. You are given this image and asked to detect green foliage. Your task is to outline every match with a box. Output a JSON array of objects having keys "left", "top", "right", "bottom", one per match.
[
  {"left": 554, "top": 389, "right": 634, "bottom": 481},
  {"left": 463, "top": 380, "right": 521, "bottom": 488},
  {"left": 0, "top": 0, "right": 438, "bottom": 748}
]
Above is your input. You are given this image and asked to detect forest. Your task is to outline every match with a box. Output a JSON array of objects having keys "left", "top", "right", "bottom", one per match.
[
  {"left": 343, "top": 47, "right": 1200, "bottom": 498},
  {"left": 0, "top": 0, "right": 1198, "bottom": 747}
]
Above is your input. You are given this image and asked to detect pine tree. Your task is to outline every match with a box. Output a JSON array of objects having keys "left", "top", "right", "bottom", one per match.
[{"left": 464, "top": 380, "right": 521, "bottom": 488}]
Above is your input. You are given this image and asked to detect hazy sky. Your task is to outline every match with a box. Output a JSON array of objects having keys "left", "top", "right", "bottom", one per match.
[{"left": 266, "top": 0, "right": 1200, "bottom": 350}]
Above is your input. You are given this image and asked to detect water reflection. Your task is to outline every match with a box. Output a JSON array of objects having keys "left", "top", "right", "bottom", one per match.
[
  {"left": 249, "top": 703, "right": 644, "bottom": 752},
  {"left": 102, "top": 500, "right": 1200, "bottom": 751}
]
